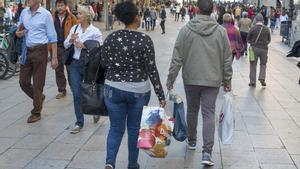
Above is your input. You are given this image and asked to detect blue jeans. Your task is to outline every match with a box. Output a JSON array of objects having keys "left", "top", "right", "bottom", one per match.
[
  {"left": 104, "top": 85, "right": 151, "bottom": 169},
  {"left": 70, "top": 60, "right": 84, "bottom": 127}
]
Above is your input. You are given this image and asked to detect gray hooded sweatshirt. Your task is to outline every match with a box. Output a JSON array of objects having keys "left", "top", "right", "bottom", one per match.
[{"left": 167, "top": 15, "right": 233, "bottom": 87}]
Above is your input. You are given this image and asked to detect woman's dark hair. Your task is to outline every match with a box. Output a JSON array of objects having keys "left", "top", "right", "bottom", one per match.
[
  {"left": 55, "top": 0, "right": 67, "bottom": 5},
  {"left": 114, "top": 1, "right": 139, "bottom": 25}
]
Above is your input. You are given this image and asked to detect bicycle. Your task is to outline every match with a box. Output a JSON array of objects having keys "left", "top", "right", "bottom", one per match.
[
  {"left": 0, "top": 28, "right": 17, "bottom": 80},
  {"left": 0, "top": 51, "right": 9, "bottom": 79}
]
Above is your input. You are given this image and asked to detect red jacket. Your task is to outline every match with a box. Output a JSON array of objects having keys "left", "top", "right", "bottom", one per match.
[{"left": 248, "top": 8, "right": 254, "bottom": 18}]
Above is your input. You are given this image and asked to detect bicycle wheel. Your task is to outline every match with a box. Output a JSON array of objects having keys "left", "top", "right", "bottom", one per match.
[
  {"left": 0, "top": 52, "right": 9, "bottom": 79},
  {"left": 2, "top": 62, "right": 16, "bottom": 80}
]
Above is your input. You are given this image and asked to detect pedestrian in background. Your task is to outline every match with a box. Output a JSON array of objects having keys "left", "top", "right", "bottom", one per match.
[
  {"left": 160, "top": 5, "right": 166, "bottom": 34},
  {"left": 188, "top": 4, "right": 195, "bottom": 20},
  {"left": 167, "top": 0, "right": 232, "bottom": 166},
  {"left": 180, "top": 6, "right": 186, "bottom": 21},
  {"left": 247, "top": 13, "right": 271, "bottom": 87},
  {"left": 275, "top": 8, "right": 280, "bottom": 29},
  {"left": 235, "top": 5, "right": 241, "bottom": 22},
  {"left": 16, "top": 0, "right": 58, "bottom": 123},
  {"left": 175, "top": 3, "right": 180, "bottom": 21},
  {"left": 15, "top": 3, "right": 24, "bottom": 22},
  {"left": 280, "top": 9, "right": 288, "bottom": 23},
  {"left": 143, "top": 7, "right": 151, "bottom": 31},
  {"left": 270, "top": 9, "right": 276, "bottom": 33},
  {"left": 101, "top": 2, "right": 166, "bottom": 169},
  {"left": 239, "top": 13, "right": 252, "bottom": 56},
  {"left": 217, "top": 5, "right": 225, "bottom": 24},
  {"left": 4, "top": 5, "right": 13, "bottom": 24},
  {"left": 150, "top": 7, "right": 157, "bottom": 30},
  {"left": 64, "top": 5, "right": 102, "bottom": 134},
  {"left": 223, "top": 13, "right": 244, "bottom": 60},
  {"left": 51, "top": 0, "right": 77, "bottom": 99},
  {"left": 0, "top": 2, "right": 5, "bottom": 25}
]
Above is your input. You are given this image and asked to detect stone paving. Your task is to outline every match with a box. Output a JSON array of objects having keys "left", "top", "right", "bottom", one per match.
[{"left": 0, "top": 15, "right": 300, "bottom": 169}]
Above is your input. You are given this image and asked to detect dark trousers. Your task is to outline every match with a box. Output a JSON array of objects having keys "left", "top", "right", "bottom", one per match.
[
  {"left": 175, "top": 13, "right": 180, "bottom": 21},
  {"left": 55, "top": 46, "right": 71, "bottom": 94},
  {"left": 240, "top": 31, "right": 248, "bottom": 55},
  {"left": 104, "top": 85, "right": 151, "bottom": 168},
  {"left": 145, "top": 20, "right": 150, "bottom": 31},
  {"left": 151, "top": 19, "right": 156, "bottom": 30},
  {"left": 160, "top": 20, "right": 165, "bottom": 33},
  {"left": 184, "top": 85, "right": 219, "bottom": 154},
  {"left": 181, "top": 14, "right": 185, "bottom": 21},
  {"left": 19, "top": 44, "right": 48, "bottom": 115}
]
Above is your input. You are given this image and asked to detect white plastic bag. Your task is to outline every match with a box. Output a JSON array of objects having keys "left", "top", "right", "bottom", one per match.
[{"left": 218, "top": 93, "right": 234, "bottom": 144}]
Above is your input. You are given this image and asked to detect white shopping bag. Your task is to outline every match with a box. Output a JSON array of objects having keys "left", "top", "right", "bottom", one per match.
[{"left": 218, "top": 92, "right": 234, "bottom": 144}]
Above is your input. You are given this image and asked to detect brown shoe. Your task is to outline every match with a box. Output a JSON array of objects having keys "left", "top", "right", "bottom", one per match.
[
  {"left": 27, "top": 114, "right": 41, "bottom": 123},
  {"left": 56, "top": 92, "right": 66, "bottom": 99}
]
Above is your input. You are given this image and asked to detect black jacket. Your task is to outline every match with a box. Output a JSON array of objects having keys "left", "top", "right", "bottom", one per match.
[
  {"left": 160, "top": 9, "right": 166, "bottom": 20},
  {"left": 80, "top": 40, "right": 105, "bottom": 84}
]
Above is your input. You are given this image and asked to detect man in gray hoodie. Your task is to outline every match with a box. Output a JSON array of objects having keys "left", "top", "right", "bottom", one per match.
[{"left": 166, "top": 0, "right": 232, "bottom": 166}]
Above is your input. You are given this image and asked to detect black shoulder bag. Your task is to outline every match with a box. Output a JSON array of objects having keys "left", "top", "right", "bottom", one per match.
[{"left": 80, "top": 63, "right": 108, "bottom": 116}]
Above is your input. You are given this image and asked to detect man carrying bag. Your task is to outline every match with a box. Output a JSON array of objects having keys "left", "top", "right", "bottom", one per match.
[{"left": 247, "top": 13, "right": 271, "bottom": 87}]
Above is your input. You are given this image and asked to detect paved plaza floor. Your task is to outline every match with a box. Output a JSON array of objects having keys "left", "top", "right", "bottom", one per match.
[{"left": 0, "top": 15, "right": 300, "bottom": 169}]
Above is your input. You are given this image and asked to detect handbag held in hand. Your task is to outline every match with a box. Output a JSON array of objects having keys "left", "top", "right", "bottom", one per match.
[{"left": 80, "top": 53, "right": 107, "bottom": 116}]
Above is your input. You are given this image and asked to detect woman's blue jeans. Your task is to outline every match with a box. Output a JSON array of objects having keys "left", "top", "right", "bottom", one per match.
[
  {"left": 104, "top": 85, "right": 151, "bottom": 169},
  {"left": 70, "top": 60, "right": 84, "bottom": 127}
]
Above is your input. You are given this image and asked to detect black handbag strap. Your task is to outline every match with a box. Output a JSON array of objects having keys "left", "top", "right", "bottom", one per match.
[
  {"left": 74, "top": 24, "right": 79, "bottom": 33},
  {"left": 92, "top": 63, "right": 101, "bottom": 84},
  {"left": 253, "top": 26, "right": 263, "bottom": 48}
]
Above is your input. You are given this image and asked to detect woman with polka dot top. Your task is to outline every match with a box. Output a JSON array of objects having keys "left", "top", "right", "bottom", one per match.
[{"left": 101, "top": 2, "right": 166, "bottom": 169}]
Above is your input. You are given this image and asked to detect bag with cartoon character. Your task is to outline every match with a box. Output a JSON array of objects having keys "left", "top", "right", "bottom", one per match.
[{"left": 137, "top": 106, "right": 174, "bottom": 158}]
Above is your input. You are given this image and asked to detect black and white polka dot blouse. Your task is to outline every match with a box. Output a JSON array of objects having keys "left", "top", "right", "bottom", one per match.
[{"left": 101, "top": 29, "right": 165, "bottom": 101}]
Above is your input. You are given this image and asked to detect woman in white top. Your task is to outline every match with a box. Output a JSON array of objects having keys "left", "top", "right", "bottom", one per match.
[
  {"left": 64, "top": 5, "right": 102, "bottom": 134},
  {"left": 280, "top": 10, "right": 288, "bottom": 22}
]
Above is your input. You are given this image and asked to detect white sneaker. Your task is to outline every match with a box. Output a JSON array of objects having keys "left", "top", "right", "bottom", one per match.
[
  {"left": 202, "top": 152, "right": 214, "bottom": 166},
  {"left": 186, "top": 140, "right": 196, "bottom": 150},
  {"left": 105, "top": 164, "right": 114, "bottom": 169},
  {"left": 70, "top": 125, "right": 82, "bottom": 134}
]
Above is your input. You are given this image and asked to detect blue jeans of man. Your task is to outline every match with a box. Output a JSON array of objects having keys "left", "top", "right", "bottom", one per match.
[
  {"left": 70, "top": 60, "right": 84, "bottom": 127},
  {"left": 104, "top": 85, "right": 151, "bottom": 169}
]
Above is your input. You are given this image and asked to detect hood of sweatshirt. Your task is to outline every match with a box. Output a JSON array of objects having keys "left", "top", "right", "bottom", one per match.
[{"left": 186, "top": 14, "right": 219, "bottom": 36}]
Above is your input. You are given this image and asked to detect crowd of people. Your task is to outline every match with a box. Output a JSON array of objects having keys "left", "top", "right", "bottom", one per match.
[
  {"left": 0, "top": 1, "right": 24, "bottom": 25},
  {"left": 11, "top": 0, "right": 278, "bottom": 168}
]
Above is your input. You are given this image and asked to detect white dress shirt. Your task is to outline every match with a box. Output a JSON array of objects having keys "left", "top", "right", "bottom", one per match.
[{"left": 64, "top": 24, "right": 103, "bottom": 60}]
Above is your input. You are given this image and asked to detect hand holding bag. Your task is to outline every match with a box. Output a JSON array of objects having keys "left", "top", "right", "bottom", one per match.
[
  {"left": 249, "top": 26, "right": 263, "bottom": 62},
  {"left": 63, "top": 25, "right": 79, "bottom": 65},
  {"left": 218, "top": 92, "right": 234, "bottom": 144},
  {"left": 80, "top": 63, "right": 108, "bottom": 116},
  {"left": 170, "top": 94, "right": 187, "bottom": 142}
]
